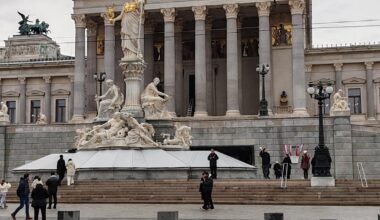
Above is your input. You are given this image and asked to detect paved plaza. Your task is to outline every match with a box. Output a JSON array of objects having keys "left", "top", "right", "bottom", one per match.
[{"left": 0, "top": 204, "right": 379, "bottom": 220}]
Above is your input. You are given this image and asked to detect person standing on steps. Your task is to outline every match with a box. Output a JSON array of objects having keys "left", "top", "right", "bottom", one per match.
[
  {"left": 11, "top": 173, "right": 32, "bottom": 220},
  {"left": 0, "top": 179, "right": 11, "bottom": 209},
  {"left": 46, "top": 172, "right": 59, "bottom": 209},
  {"left": 56, "top": 155, "right": 66, "bottom": 186},
  {"left": 31, "top": 183, "right": 49, "bottom": 220},
  {"left": 199, "top": 171, "right": 206, "bottom": 207},
  {"left": 300, "top": 150, "right": 311, "bottom": 179},
  {"left": 282, "top": 154, "right": 292, "bottom": 179},
  {"left": 259, "top": 146, "right": 271, "bottom": 179},
  {"left": 208, "top": 148, "right": 219, "bottom": 179},
  {"left": 201, "top": 171, "right": 214, "bottom": 210},
  {"left": 66, "top": 159, "right": 76, "bottom": 186}
]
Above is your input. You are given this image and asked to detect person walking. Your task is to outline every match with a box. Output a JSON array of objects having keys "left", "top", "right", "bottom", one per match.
[
  {"left": 11, "top": 173, "right": 32, "bottom": 220},
  {"left": 259, "top": 146, "right": 271, "bottom": 179},
  {"left": 199, "top": 171, "right": 206, "bottom": 207},
  {"left": 0, "top": 180, "right": 11, "bottom": 208},
  {"left": 273, "top": 161, "right": 282, "bottom": 179},
  {"left": 300, "top": 150, "right": 311, "bottom": 179},
  {"left": 32, "top": 176, "right": 43, "bottom": 189},
  {"left": 201, "top": 171, "right": 214, "bottom": 210},
  {"left": 66, "top": 159, "right": 76, "bottom": 186},
  {"left": 282, "top": 154, "right": 292, "bottom": 179},
  {"left": 45, "top": 172, "right": 59, "bottom": 209},
  {"left": 56, "top": 155, "right": 66, "bottom": 185},
  {"left": 31, "top": 183, "right": 49, "bottom": 220},
  {"left": 207, "top": 149, "right": 219, "bottom": 179}
]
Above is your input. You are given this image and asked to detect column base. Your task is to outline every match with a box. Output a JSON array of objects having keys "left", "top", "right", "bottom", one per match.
[
  {"left": 194, "top": 111, "right": 208, "bottom": 117},
  {"left": 226, "top": 110, "right": 241, "bottom": 117},
  {"left": 70, "top": 115, "right": 85, "bottom": 123},
  {"left": 292, "top": 108, "right": 309, "bottom": 117}
]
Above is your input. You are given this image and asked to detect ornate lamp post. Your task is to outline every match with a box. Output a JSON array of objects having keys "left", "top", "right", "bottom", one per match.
[
  {"left": 307, "top": 80, "right": 334, "bottom": 177},
  {"left": 93, "top": 72, "right": 106, "bottom": 96},
  {"left": 256, "top": 64, "right": 270, "bottom": 116}
]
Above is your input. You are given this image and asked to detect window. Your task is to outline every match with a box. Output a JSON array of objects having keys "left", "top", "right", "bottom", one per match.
[
  {"left": 348, "top": 88, "right": 362, "bottom": 114},
  {"left": 6, "top": 101, "right": 16, "bottom": 123},
  {"left": 30, "top": 100, "right": 41, "bottom": 123},
  {"left": 55, "top": 99, "right": 66, "bottom": 123},
  {"left": 322, "top": 98, "right": 330, "bottom": 115}
]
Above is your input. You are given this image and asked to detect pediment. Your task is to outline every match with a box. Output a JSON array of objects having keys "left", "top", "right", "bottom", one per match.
[
  {"left": 51, "top": 89, "right": 70, "bottom": 95},
  {"left": 342, "top": 77, "right": 366, "bottom": 84},
  {"left": 374, "top": 77, "right": 380, "bottom": 83},
  {"left": 26, "top": 90, "right": 45, "bottom": 96},
  {"left": 2, "top": 91, "right": 20, "bottom": 97}
]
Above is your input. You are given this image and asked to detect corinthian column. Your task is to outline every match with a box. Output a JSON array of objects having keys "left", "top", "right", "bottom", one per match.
[
  {"left": 86, "top": 21, "right": 98, "bottom": 114},
  {"left": 71, "top": 14, "right": 86, "bottom": 122},
  {"left": 289, "top": 0, "right": 308, "bottom": 116},
  {"left": 334, "top": 63, "right": 343, "bottom": 91},
  {"left": 365, "top": 61, "right": 375, "bottom": 120},
  {"left": 43, "top": 76, "right": 51, "bottom": 124},
  {"left": 256, "top": 2, "right": 273, "bottom": 115},
  {"left": 102, "top": 13, "right": 116, "bottom": 82},
  {"left": 161, "top": 8, "right": 176, "bottom": 116},
  {"left": 223, "top": 4, "right": 240, "bottom": 116},
  {"left": 175, "top": 19, "right": 184, "bottom": 116},
  {"left": 193, "top": 6, "right": 208, "bottom": 117}
]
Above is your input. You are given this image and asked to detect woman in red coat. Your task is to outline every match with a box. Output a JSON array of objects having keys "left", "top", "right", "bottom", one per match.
[{"left": 300, "top": 151, "right": 311, "bottom": 179}]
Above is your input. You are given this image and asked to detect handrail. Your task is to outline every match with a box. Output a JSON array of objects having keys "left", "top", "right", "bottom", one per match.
[
  {"left": 357, "top": 162, "right": 368, "bottom": 188},
  {"left": 280, "top": 163, "right": 289, "bottom": 188}
]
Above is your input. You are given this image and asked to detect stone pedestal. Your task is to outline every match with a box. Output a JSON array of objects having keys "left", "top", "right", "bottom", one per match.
[
  {"left": 311, "top": 176, "right": 335, "bottom": 187},
  {"left": 330, "top": 110, "right": 350, "bottom": 117},
  {"left": 119, "top": 60, "right": 145, "bottom": 118}
]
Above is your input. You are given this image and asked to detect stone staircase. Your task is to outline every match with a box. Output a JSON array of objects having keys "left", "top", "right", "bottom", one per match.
[{"left": 6, "top": 179, "right": 380, "bottom": 205}]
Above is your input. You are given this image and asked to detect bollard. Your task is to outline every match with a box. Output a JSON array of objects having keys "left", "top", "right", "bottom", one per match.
[
  {"left": 157, "top": 211, "right": 178, "bottom": 220},
  {"left": 264, "top": 213, "right": 283, "bottom": 220},
  {"left": 58, "top": 211, "right": 80, "bottom": 220}
]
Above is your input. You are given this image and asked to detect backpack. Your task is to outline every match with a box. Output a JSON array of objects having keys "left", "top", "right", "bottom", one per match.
[{"left": 16, "top": 185, "right": 22, "bottom": 197}]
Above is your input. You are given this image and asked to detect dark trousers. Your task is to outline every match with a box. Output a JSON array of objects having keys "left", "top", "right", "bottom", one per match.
[
  {"left": 48, "top": 191, "right": 57, "bottom": 208},
  {"left": 262, "top": 164, "right": 270, "bottom": 179},
  {"left": 12, "top": 196, "right": 30, "bottom": 217},
  {"left": 34, "top": 206, "right": 46, "bottom": 220},
  {"left": 303, "top": 168, "right": 309, "bottom": 179},
  {"left": 284, "top": 168, "right": 291, "bottom": 179},
  {"left": 202, "top": 192, "right": 214, "bottom": 209},
  {"left": 58, "top": 173, "right": 65, "bottom": 185},
  {"left": 210, "top": 166, "right": 217, "bottom": 179}
]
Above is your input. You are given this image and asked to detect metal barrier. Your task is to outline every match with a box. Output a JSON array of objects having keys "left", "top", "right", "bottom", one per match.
[
  {"left": 280, "top": 163, "right": 289, "bottom": 188},
  {"left": 357, "top": 162, "right": 368, "bottom": 188}
]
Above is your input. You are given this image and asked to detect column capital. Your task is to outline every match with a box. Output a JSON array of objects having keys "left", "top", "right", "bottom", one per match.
[
  {"left": 175, "top": 19, "right": 184, "bottom": 33},
  {"left": 365, "top": 61, "right": 374, "bottom": 70},
  {"left": 71, "top": 14, "right": 86, "bottom": 28},
  {"left": 289, "top": 0, "right": 305, "bottom": 15},
  {"left": 161, "top": 8, "right": 176, "bottom": 23},
  {"left": 43, "top": 76, "right": 51, "bottom": 84},
  {"left": 256, "top": 2, "right": 271, "bottom": 17},
  {"left": 101, "top": 13, "right": 115, "bottom": 26},
  {"left": 87, "top": 20, "right": 98, "bottom": 37},
  {"left": 305, "top": 64, "right": 313, "bottom": 73},
  {"left": 18, "top": 77, "right": 26, "bottom": 84},
  {"left": 333, "top": 63, "right": 343, "bottom": 71},
  {"left": 192, "top": 6, "right": 207, "bottom": 21},
  {"left": 223, "top": 4, "right": 239, "bottom": 19}
]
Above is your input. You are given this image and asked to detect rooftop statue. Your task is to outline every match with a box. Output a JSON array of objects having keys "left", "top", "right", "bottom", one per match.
[
  {"left": 141, "top": 77, "right": 171, "bottom": 119},
  {"left": 109, "top": 0, "right": 145, "bottom": 61},
  {"left": 95, "top": 79, "right": 124, "bottom": 121},
  {"left": 17, "top": 12, "right": 50, "bottom": 35}
]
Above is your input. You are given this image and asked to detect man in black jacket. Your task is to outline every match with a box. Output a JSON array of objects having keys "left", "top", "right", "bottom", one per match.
[
  {"left": 207, "top": 149, "right": 219, "bottom": 179},
  {"left": 57, "top": 155, "right": 66, "bottom": 185},
  {"left": 201, "top": 172, "right": 214, "bottom": 210},
  {"left": 46, "top": 172, "right": 60, "bottom": 209},
  {"left": 11, "top": 173, "right": 32, "bottom": 220},
  {"left": 259, "top": 146, "right": 271, "bottom": 179}
]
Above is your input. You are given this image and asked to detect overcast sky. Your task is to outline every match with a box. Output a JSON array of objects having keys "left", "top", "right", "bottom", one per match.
[{"left": 0, "top": 0, "right": 380, "bottom": 56}]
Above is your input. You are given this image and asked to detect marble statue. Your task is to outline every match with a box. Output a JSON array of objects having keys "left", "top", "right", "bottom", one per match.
[
  {"left": 125, "top": 114, "right": 159, "bottom": 147},
  {"left": 95, "top": 79, "right": 124, "bottom": 121},
  {"left": 331, "top": 89, "right": 349, "bottom": 111},
  {"left": 74, "top": 127, "right": 91, "bottom": 148},
  {"left": 162, "top": 125, "right": 192, "bottom": 149},
  {"left": 141, "top": 77, "right": 171, "bottom": 119},
  {"left": 280, "top": 91, "right": 288, "bottom": 106},
  {"left": 111, "top": 0, "right": 145, "bottom": 61},
  {"left": 0, "top": 101, "right": 10, "bottom": 123},
  {"left": 36, "top": 112, "right": 47, "bottom": 125}
]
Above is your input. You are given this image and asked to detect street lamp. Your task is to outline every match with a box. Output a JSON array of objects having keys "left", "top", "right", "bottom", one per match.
[
  {"left": 307, "top": 80, "right": 334, "bottom": 177},
  {"left": 93, "top": 72, "right": 106, "bottom": 96},
  {"left": 256, "top": 64, "right": 270, "bottom": 116}
]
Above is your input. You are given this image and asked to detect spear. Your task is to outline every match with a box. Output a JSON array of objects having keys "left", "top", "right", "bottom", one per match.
[{"left": 137, "top": 0, "right": 145, "bottom": 57}]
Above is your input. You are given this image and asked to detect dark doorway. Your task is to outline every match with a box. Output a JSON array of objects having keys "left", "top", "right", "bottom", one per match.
[
  {"left": 189, "top": 75, "right": 195, "bottom": 115},
  {"left": 191, "top": 146, "right": 255, "bottom": 165}
]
